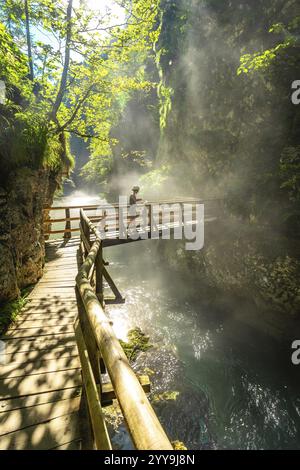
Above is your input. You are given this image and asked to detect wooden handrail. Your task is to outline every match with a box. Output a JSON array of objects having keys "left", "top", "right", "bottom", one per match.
[
  {"left": 44, "top": 198, "right": 222, "bottom": 238},
  {"left": 44, "top": 197, "right": 220, "bottom": 211},
  {"left": 75, "top": 209, "right": 173, "bottom": 450},
  {"left": 44, "top": 204, "right": 101, "bottom": 211}
]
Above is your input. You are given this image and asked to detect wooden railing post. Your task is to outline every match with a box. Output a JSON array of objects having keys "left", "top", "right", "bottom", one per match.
[
  {"left": 76, "top": 289, "right": 102, "bottom": 391},
  {"left": 95, "top": 242, "right": 103, "bottom": 307},
  {"left": 74, "top": 315, "right": 111, "bottom": 450},
  {"left": 86, "top": 222, "right": 90, "bottom": 248},
  {"left": 84, "top": 217, "right": 90, "bottom": 257},
  {"left": 64, "top": 207, "right": 71, "bottom": 239},
  {"left": 148, "top": 204, "right": 152, "bottom": 239},
  {"left": 79, "top": 211, "right": 85, "bottom": 261}
]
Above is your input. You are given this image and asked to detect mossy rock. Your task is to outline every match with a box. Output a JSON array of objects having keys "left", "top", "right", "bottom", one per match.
[
  {"left": 120, "top": 327, "right": 152, "bottom": 361},
  {"left": 0, "top": 288, "right": 31, "bottom": 335},
  {"left": 143, "top": 367, "right": 155, "bottom": 376},
  {"left": 172, "top": 440, "right": 187, "bottom": 450},
  {"left": 152, "top": 390, "right": 180, "bottom": 403}
]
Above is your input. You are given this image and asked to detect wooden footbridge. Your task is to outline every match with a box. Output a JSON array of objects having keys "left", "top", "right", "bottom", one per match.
[{"left": 0, "top": 198, "right": 222, "bottom": 450}]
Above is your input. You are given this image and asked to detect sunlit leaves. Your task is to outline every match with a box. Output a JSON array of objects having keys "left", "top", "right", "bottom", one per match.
[
  {"left": 238, "top": 17, "right": 299, "bottom": 75},
  {"left": 0, "top": 23, "right": 30, "bottom": 95},
  {"left": 0, "top": 0, "right": 160, "bottom": 175}
]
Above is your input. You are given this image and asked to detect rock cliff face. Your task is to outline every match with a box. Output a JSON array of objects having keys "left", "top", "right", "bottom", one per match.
[
  {"left": 0, "top": 168, "right": 58, "bottom": 303},
  {"left": 153, "top": 0, "right": 300, "bottom": 318},
  {"left": 160, "top": 220, "right": 300, "bottom": 317}
]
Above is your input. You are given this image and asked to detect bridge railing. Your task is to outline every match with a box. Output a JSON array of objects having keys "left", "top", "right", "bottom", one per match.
[
  {"left": 44, "top": 198, "right": 223, "bottom": 239},
  {"left": 75, "top": 209, "right": 173, "bottom": 450}
]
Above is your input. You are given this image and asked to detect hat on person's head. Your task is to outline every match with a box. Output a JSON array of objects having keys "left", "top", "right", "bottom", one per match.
[{"left": 132, "top": 186, "right": 140, "bottom": 192}]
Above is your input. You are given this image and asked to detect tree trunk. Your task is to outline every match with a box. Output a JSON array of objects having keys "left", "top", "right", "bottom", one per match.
[
  {"left": 50, "top": 0, "right": 73, "bottom": 121},
  {"left": 24, "top": 0, "right": 34, "bottom": 81}
]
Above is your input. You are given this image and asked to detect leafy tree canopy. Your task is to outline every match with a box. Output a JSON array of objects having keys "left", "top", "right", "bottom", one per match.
[{"left": 0, "top": 0, "right": 160, "bottom": 177}]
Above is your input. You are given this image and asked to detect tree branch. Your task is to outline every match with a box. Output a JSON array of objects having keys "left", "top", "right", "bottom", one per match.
[
  {"left": 58, "top": 85, "right": 93, "bottom": 132},
  {"left": 65, "top": 129, "right": 109, "bottom": 141},
  {"left": 50, "top": 0, "right": 73, "bottom": 121}
]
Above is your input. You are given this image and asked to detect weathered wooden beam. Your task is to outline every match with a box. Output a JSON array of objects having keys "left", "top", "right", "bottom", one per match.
[
  {"left": 104, "top": 297, "right": 125, "bottom": 305},
  {"left": 80, "top": 225, "right": 91, "bottom": 254},
  {"left": 45, "top": 216, "right": 80, "bottom": 223},
  {"left": 44, "top": 205, "right": 100, "bottom": 211},
  {"left": 101, "top": 375, "right": 150, "bottom": 406},
  {"left": 95, "top": 243, "right": 103, "bottom": 307},
  {"left": 76, "top": 295, "right": 102, "bottom": 391},
  {"left": 44, "top": 197, "right": 205, "bottom": 212},
  {"left": 45, "top": 227, "right": 79, "bottom": 234},
  {"left": 64, "top": 207, "right": 72, "bottom": 239},
  {"left": 74, "top": 317, "right": 112, "bottom": 450},
  {"left": 102, "top": 266, "right": 124, "bottom": 302},
  {"left": 76, "top": 235, "right": 173, "bottom": 450},
  {"left": 44, "top": 215, "right": 105, "bottom": 224}
]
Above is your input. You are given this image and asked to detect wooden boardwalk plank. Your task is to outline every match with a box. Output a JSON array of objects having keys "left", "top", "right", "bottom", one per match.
[
  {"left": 0, "top": 387, "right": 81, "bottom": 413},
  {"left": 0, "top": 413, "right": 81, "bottom": 450},
  {"left": 0, "top": 357, "right": 80, "bottom": 379},
  {"left": 28, "top": 289, "right": 76, "bottom": 297},
  {"left": 0, "top": 368, "right": 81, "bottom": 399},
  {"left": 13, "top": 311, "right": 77, "bottom": 320},
  {"left": 0, "top": 238, "right": 84, "bottom": 450},
  {"left": 2, "top": 335, "right": 76, "bottom": 354},
  {"left": 0, "top": 397, "right": 81, "bottom": 435},
  {"left": 1, "top": 346, "right": 78, "bottom": 365},
  {"left": 10, "top": 318, "right": 74, "bottom": 329},
  {"left": 18, "top": 303, "right": 77, "bottom": 314},
  {"left": 50, "top": 439, "right": 82, "bottom": 450},
  {"left": 1, "top": 324, "right": 75, "bottom": 339}
]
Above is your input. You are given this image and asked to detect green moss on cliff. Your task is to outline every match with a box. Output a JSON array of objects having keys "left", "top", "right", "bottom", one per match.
[{"left": 0, "top": 288, "right": 31, "bottom": 335}]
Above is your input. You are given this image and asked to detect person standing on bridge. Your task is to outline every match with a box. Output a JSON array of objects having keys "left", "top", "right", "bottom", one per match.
[
  {"left": 128, "top": 186, "right": 145, "bottom": 231},
  {"left": 129, "top": 186, "right": 143, "bottom": 206}
]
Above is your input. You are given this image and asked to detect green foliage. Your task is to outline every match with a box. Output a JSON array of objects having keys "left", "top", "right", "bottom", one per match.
[
  {"left": 140, "top": 164, "right": 170, "bottom": 190},
  {"left": 154, "top": 0, "right": 187, "bottom": 131},
  {"left": 157, "top": 81, "right": 173, "bottom": 129},
  {"left": 122, "top": 150, "right": 151, "bottom": 168},
  {"left": 238, "top": 17, "right": 300, "bottom": 74},
  {"left": 238, "top": 40, "right": 296, "bottom": 75},
  {"left": 0, "top": 288, "right": 30, "bottom": 335},
  {"left": 0, "top": 107, "right": 68, "bottom": 174},
  {"left": 172, "top": 440, "right": 187, "bottom": 450},
  {"left": 0, "top": 0, "right": 160, "bottom": 182},
  {"left": 152, "top": 0, "right": 300, "bottom": 237},
  {"left": 78, "top": 0, "right": 160, "bottom": 183},
  {"left": 244, "top": 254, "right": 300, "bottom": 314},
  {"left": 0, "top": 21, "right": 65, "bottom": 176},
  {"left": 152, "top": 390, "right": 180, "bottom": 403},
  {"left": 81, "top": 154, "right": 114, "bottom": 187},
  {"left": 0, "top": 22, "right": 29, "bottom": 91}
]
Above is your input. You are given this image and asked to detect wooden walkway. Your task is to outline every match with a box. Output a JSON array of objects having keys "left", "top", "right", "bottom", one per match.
[
  {"left": 0, "top": 199, "right": 220, "bottom": 450},
  {"left": 0, "top": 238, "right": 82, "bottom": 450}
]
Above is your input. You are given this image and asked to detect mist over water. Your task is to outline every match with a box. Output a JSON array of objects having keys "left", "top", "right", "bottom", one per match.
[
  {"left": 55, "top": 191, "right": 300, "bottom": 449},
  {"left": 53, "top": 189, "right": 104, "bottom": 207},
  {"left": 105, "top": 241, "right": 300, "bottom": 450}
]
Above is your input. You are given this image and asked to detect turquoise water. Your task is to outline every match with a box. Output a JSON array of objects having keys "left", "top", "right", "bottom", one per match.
[{"left": 105, "top": 241, "right": 300, "bottom": 450}]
